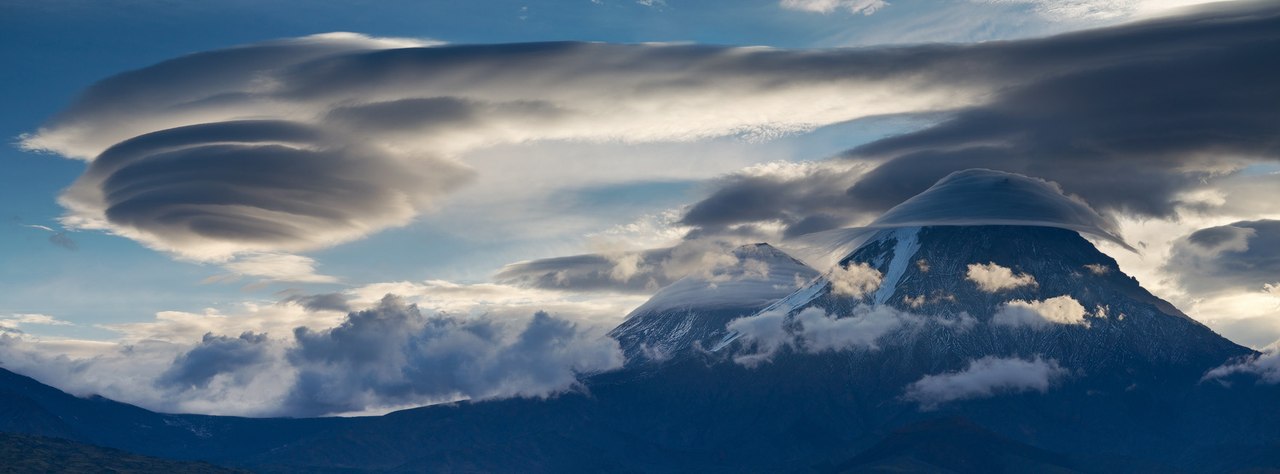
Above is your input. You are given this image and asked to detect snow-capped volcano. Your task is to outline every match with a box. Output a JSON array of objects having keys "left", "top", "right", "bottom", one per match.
[
  {"left": 717, "top": 224, "right": 1246, "bottom": 376},
  {"left": 609, "top": 242, "right": 818, "bottom": 362},
  {"left": 705, "top": 170, "right": 1243, "bottom": 377}
]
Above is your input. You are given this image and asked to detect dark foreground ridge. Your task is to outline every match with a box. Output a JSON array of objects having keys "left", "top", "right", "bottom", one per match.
[{"left": 0, "top": 432, "right": 245, "bottom": 473}]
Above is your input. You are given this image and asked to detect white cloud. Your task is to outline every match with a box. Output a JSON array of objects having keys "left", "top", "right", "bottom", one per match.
[
  {"left": 1202, "top": 341, "right": 1280, "bottom": 385},
  {"left": 725, "top": 309, "right": 793, "bottom": 367},
  {"left": 976, "top": 0, "right": 1225, "bottom": 22},
  {"left": 903, "top": 356, "right": 1067, "bottom": 409},
  {"left": 829, "top": 262, "right": 883, "bottom": 298},
  {"left": 0, "top": 286, "right": 634, "bottom": 417},
  {"left": 966, "top": 262, "right": 1037, "bottom": 292},
  {"left": 727, "top": 305, "right": 938, "bottom": 366},
  {"left": 780, "top": 0, "right": 888, "bottom": 15},
  {"left": 793, "top": 305, "right": 921, "bottom": 352},
  {"left": 1083, "top": 263, "right": 1110, "bottom": 275},
  {"left": 992, "top": 295, "right": 1090, "bottom": 328},
  {"left": 0, "top": 313, "right": 73, "bottom": 330},
  {"left": 207, "top": 253, "right": 338, "bottom": 285}
]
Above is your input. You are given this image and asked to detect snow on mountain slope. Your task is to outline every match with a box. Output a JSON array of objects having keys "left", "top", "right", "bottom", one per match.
[
  {"left": 721, "top": 224, "right": 1247, "bottom": 378},
  {"left": 609, "top": 243, "right": 818, "bottom": 362}
]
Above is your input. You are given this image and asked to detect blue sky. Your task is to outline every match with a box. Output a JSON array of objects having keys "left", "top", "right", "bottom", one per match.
[{"left": 2, "top": 0, "right": 1278, "bottom": 416}]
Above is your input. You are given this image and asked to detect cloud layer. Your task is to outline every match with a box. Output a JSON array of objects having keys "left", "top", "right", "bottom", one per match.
[
  {"left": 677, "top": 4, "right": 1280, "bottom": 240},
  {"left": 0, "top": 287, "right": 633, "bottom": 417},
  {"left": 283, "top": 296, "right": 622, "bottom": 416},
  {"left": 31, "top": 3, "right": 1279, "bottom": 261},
  {"left": 727, "top": 305, "right": 928, "bottom": 366},
  {"left": 25, "top": 35, "right": 1012, "bottom": 260}
]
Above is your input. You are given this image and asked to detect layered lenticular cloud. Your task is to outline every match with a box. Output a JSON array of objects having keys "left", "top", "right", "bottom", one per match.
[
  {"left": 675, "top": 4, "right": 1280, "bottom": 241},
  {"left": 34, "top": 3, "right": 1280, "bottom": 261},
  {"left": 25, "top": 35, "right": 1018, "bottom": 260}
]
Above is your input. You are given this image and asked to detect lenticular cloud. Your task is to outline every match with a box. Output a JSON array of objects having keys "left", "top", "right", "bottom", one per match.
[
  {"left": 867, "top": 169, "right": 1129, "bottom": 248},
  {"left": 21, "top": 34, "right": 1025, "bottom": 260}
]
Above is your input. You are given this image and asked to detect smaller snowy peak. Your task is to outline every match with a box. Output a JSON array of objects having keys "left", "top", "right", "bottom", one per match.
[
  {"left": 611, "top": 243, "right": 820, "bottom": 364},
  {"left": 625, "top": 243, "right": 819, "bottom": 316},
  {"left": 868, "top": 169, "right": 1130, "bottom": 249}
]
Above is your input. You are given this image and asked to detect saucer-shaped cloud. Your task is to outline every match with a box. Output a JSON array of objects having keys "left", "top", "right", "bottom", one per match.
[
  {"left": 56, "top": 120, "right": 471, "bottom": 260},
  {"left": 868, "top": 169, "right": 1129, "bottom": 248}
]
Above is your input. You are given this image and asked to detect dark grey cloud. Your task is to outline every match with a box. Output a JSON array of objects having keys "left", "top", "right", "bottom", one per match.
[
  {"left": 1166, "top": 220, "right": 1280, "bottom": 294},
  {"left": 495, "top": 239, "right": 798, "bottom": 294},
  {"left": 17, "top": 221, "right": 78, "bottom": 251},
  {"left": 58, "top": 119, "right": 471, "bottom": 259},
  {"left": 282, "top": 295, "right": 622, "bottom": 416},
  {"left": 156, "top": 332, "right": 270, "bottom": 391},
  {"left": 494, "top": 248, "right": 678, "bottom": 294},
  {"left": 281, "top": 292, "right": 352, "bottom": 313},
  {"left": 47, "top": 232, "right": 77, "bottom": 251},
  {"left": 679, "top": 3, "right": 1280, "bottom": 237},
  {"left": 678, "top": 163, "right": 869, "bottom": 239}
]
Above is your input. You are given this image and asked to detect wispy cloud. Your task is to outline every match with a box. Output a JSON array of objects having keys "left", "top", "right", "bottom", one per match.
[
  {"left": 780, "top": 0, "right": 888, "bottom": 15},
  {"left": 903, "top": 356, "right": 1067, "bottom": 409}
]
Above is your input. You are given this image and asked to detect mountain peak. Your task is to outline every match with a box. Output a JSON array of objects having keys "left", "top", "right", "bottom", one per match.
[
  {"left": 870, "top": 169, "right": 1129, "bottom": 249},
  {"left": 782, "top": 169, "right": 1132, "bottom": 270}
]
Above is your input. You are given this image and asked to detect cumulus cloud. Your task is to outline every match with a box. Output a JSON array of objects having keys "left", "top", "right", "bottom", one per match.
[
  {"left": 966, "top": 262, "right": 1037, "bottom": 292},
  {"left": 727, "top": 305, "right": 934, "bottom": 366},
  {"left": 0, "top": 293, "right": 628, "bottom": 417},
  {"left": 829, "top": 261, "right": 884, "bottom": 298},
  {"left": 992, "top": 295, "right": 1090, "bottom": 328},
  {"left": 283, "top": 296, "right": 623, "bottom": 416},
  {"left": 155, "top": 332, "right": 273, "bottom": 391},
  {"left": 903, "top": 356, "right": 1066, "bottom": 409},
  {"left": 1165, "top": 220, "right": 1280, "bottom": 295},
  {"left": 781, "top": 0, "right": 888, "bottom": 15}
]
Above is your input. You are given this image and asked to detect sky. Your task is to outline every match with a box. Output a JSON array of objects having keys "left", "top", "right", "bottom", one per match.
[{"left": 1, "top": 0, "right": 1278, "bottom": 417}]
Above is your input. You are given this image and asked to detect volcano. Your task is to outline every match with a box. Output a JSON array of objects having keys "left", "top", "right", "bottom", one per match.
[{"left": 1, "top": 170, "right": 1277, "bottom": 472}]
